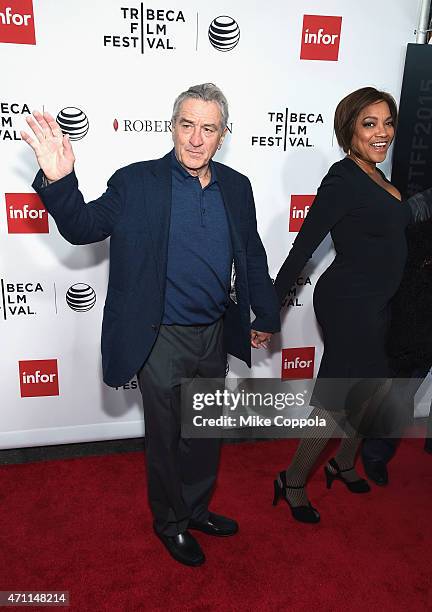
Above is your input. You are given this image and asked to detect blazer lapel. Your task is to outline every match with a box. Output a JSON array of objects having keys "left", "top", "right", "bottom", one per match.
[
  {"left": 215, "top": 165, "right": 243, "bottom": 253},
  {"left": 215, "top": 163, "right": 246, "bottom": 305},
  {"left": 142, "top": 152, "right": 172, "bottom": 296}
]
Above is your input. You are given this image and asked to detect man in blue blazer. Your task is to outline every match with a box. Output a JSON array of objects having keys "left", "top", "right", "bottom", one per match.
[{"left": 22, "top": 83, "right": 280, "bottom": 567}]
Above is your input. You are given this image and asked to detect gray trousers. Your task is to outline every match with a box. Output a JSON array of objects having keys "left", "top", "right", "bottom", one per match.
[{"left": 138, "top": 319, "right": 226, "bottom": 536}]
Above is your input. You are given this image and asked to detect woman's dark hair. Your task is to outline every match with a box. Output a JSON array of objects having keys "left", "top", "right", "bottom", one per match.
[{"left": 334, "top": 87, "right": 398, "bottom": 153}]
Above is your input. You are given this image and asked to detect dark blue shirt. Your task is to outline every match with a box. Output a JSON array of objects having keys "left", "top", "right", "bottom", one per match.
[{"left": 162, "top": 150, "right": 233, "bottom": 325}]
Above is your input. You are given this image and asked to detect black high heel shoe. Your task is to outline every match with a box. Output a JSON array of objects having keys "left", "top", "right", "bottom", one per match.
[
  {"left": 324, "top": 458, "right": 370, "bottom": 493},
  {"left": 272, "top": 471, "right": 320, "bottom": 523}
]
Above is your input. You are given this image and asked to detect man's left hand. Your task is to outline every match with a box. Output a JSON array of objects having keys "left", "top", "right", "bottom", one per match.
[{"left": 251, "top": 330, "right": 272, "bottom": 349}]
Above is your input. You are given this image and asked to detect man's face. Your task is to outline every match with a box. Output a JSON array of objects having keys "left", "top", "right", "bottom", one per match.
[{"left": 172, "top": 98, "right": 226, "bottom": 174}]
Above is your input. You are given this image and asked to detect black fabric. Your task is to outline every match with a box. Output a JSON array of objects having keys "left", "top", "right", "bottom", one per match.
[
  {"left": 406, "top": 187, "right": 432, "bottom": 223},
  {"left": 363, "top": 215, "right": 432, "bottom": 463},
  {"left": 362, "top": 438, "right": 399, "bottom": 463},
  {"left": 387, "top": 218, "right": 432, "bottom": 374},
  {"left": 137, "top": 320, "right": 226, "bottom": 537},
  {"left": 361, "top": 369, "right": 430, "bottom": 463},
  {"left": 275, "top": 157, "right": 411, "bottom": 413}
]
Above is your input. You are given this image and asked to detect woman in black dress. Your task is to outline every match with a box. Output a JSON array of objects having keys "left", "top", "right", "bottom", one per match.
[{"left": 273, "top": 87, "right": 432, "bottom": 523}]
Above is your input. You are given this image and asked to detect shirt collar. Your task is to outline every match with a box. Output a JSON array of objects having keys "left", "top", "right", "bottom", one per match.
[{"left": 170, "top": 148, "right": 218, "bottom": 186}]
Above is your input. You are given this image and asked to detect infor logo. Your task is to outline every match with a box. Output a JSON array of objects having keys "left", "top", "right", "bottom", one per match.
[
  {"left": 19, "top": 359, "right": 59, "bottom": 397},
  {"left": 289, "top": 195, "right": 315, "bottom": 232},
  {"left": 0, "top": 1, "right": 36, "bottom": 45},
  {"left": 281, "top": 347, "right": 315, "bottom": 380},
  {"left": 5, "top": 193, "right": 49, "bottom": 234},
  {"left": 300, "top": 15, "right": 342, "bottom": 61}
]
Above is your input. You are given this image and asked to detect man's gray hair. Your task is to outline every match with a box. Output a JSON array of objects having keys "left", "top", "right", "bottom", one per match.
[{"left": 172, "top": 83, "right": 229, "bottom": 131}]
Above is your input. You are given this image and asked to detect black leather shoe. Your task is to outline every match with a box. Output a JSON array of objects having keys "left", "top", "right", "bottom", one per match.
[
  {"left": 363, "top": 460, "right": 388, "bottom": 486},
  {"left": 154, "top": 527, "right": 205, "bottom": 566},
  {"left": 325, "top": 458, "right": 371, "bottom": 493},
  {"left": 188, "top": 512, "right": 238, "bottom": 536},
  {"left": 273, "top": 471, "right": 320, "bottom": 523}
]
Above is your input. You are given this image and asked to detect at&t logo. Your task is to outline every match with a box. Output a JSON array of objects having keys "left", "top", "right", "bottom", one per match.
[
  {"left": 19, "top": 359, "right": 59, "bottom": 397},
  {"left": 208, "top": 16, "right": 240, "bottom": 52},
  {"left": 0, "top": 0, "right": 36, "bottom": 45},
  {"left": 300, "top": 15, "right": 342, "bottom": 61},
  {"left": 66, "top": 284, "right": 96, "bottom": 312},
  {"left": 281, "top": 347, "right": 315, "bottom": 380},
  {"left": 56, "top": 107, "right": 89, "bottom": 141},
  {"left": 5, "top": 193, "right": 49, "bottom": 233}
]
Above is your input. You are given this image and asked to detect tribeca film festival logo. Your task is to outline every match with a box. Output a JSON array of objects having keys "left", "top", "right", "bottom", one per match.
[
  {"left": 251, "top": 109, "right": 324, "bottom": 150},
  {"left": 19, "top": 359, "right": 59, "bottom": 398},
  {"left": 281, "top": 276, "right": 312, "bottom": 309},
  {"left": 0, "top": 101, "right": 30, "bottom": 141},
  {"left": 0, "top": 279, "right": 47, "bottom": 319},
  {"left": 208, "top": 16, "right": 240, "bottom": 52},
  {"left": 66, "top": 283, "right": 96, "bottom": 312},
  {"left": 281, "top": 347, "right": 315, "bottom": 380},
  {"left": 114, "top": 378, "right": 139, "bottom": 391},
  {"left": 103, "top": 5, "right": 187, "bottom": 52},
  {"left": 5, "top": 193, "right": 49, "bottom": 233},
  {"left": 300, "top": 14, "right": 342, "bottom": 62},
  {"left": 56, "top": 107, "right": 89, "bottom": 141},
  {"left": 0, "top": 0, "right": 36, "bottom": 45},
  {"left": 0, "top": 279, "right": 96, "bottom": 320},
  {"left": 0, "top": 103, "right": 88, "bottom": 143},
  {"left": 103, "top": 6, "right": 240, "bottom": 54}
]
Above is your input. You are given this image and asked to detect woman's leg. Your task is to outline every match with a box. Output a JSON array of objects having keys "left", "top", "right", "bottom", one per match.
[
  {"left": 283, "top": 406, "right": 342, "bottom": 506},
  {"left": 331, "top": 437, "right": 363, "bottom": 481}
]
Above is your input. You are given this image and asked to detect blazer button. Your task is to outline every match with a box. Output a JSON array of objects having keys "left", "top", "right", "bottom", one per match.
[{"left": 151, "top": 324, "right": 158, "bottom": 330}]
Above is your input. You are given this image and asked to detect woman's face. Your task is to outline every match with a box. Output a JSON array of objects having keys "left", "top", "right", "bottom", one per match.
[{"left": 350, "top": 101, "right": 395, "bottom": 164}]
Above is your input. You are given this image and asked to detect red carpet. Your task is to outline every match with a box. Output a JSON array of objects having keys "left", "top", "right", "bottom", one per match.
[{"left": 1, "top": 439, "right": 431, "bottom": 611}]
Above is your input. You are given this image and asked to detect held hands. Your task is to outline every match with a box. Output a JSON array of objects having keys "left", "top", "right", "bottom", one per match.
[
  {"left": 21, "top": 111, "right": 75, "bottom": 183},
  {"left": 250, "top": 330, "right": 272, "bottom": 350}
]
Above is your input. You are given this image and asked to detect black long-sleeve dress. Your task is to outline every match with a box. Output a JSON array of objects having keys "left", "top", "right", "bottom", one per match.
[{"left": 275, "top": 157, "right": 431, "bottom": 413}]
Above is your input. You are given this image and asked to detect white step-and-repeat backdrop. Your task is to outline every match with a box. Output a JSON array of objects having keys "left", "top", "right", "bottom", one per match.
[{"left": 1, "top": 0, "right": 427, "bottom": 448}]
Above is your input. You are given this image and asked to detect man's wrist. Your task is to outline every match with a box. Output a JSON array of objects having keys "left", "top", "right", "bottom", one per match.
[{"left": 41, "top": 173, "right": 51, "bottom": 187}]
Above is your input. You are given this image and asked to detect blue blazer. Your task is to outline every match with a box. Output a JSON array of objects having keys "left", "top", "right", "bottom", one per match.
[{"left": 33, "top": 151, "right": 280, "bottom": 387}]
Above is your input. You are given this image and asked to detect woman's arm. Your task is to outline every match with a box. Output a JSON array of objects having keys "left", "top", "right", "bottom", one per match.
[{"left": 274, "top": 170, "right": 353, "bottom": 303}]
